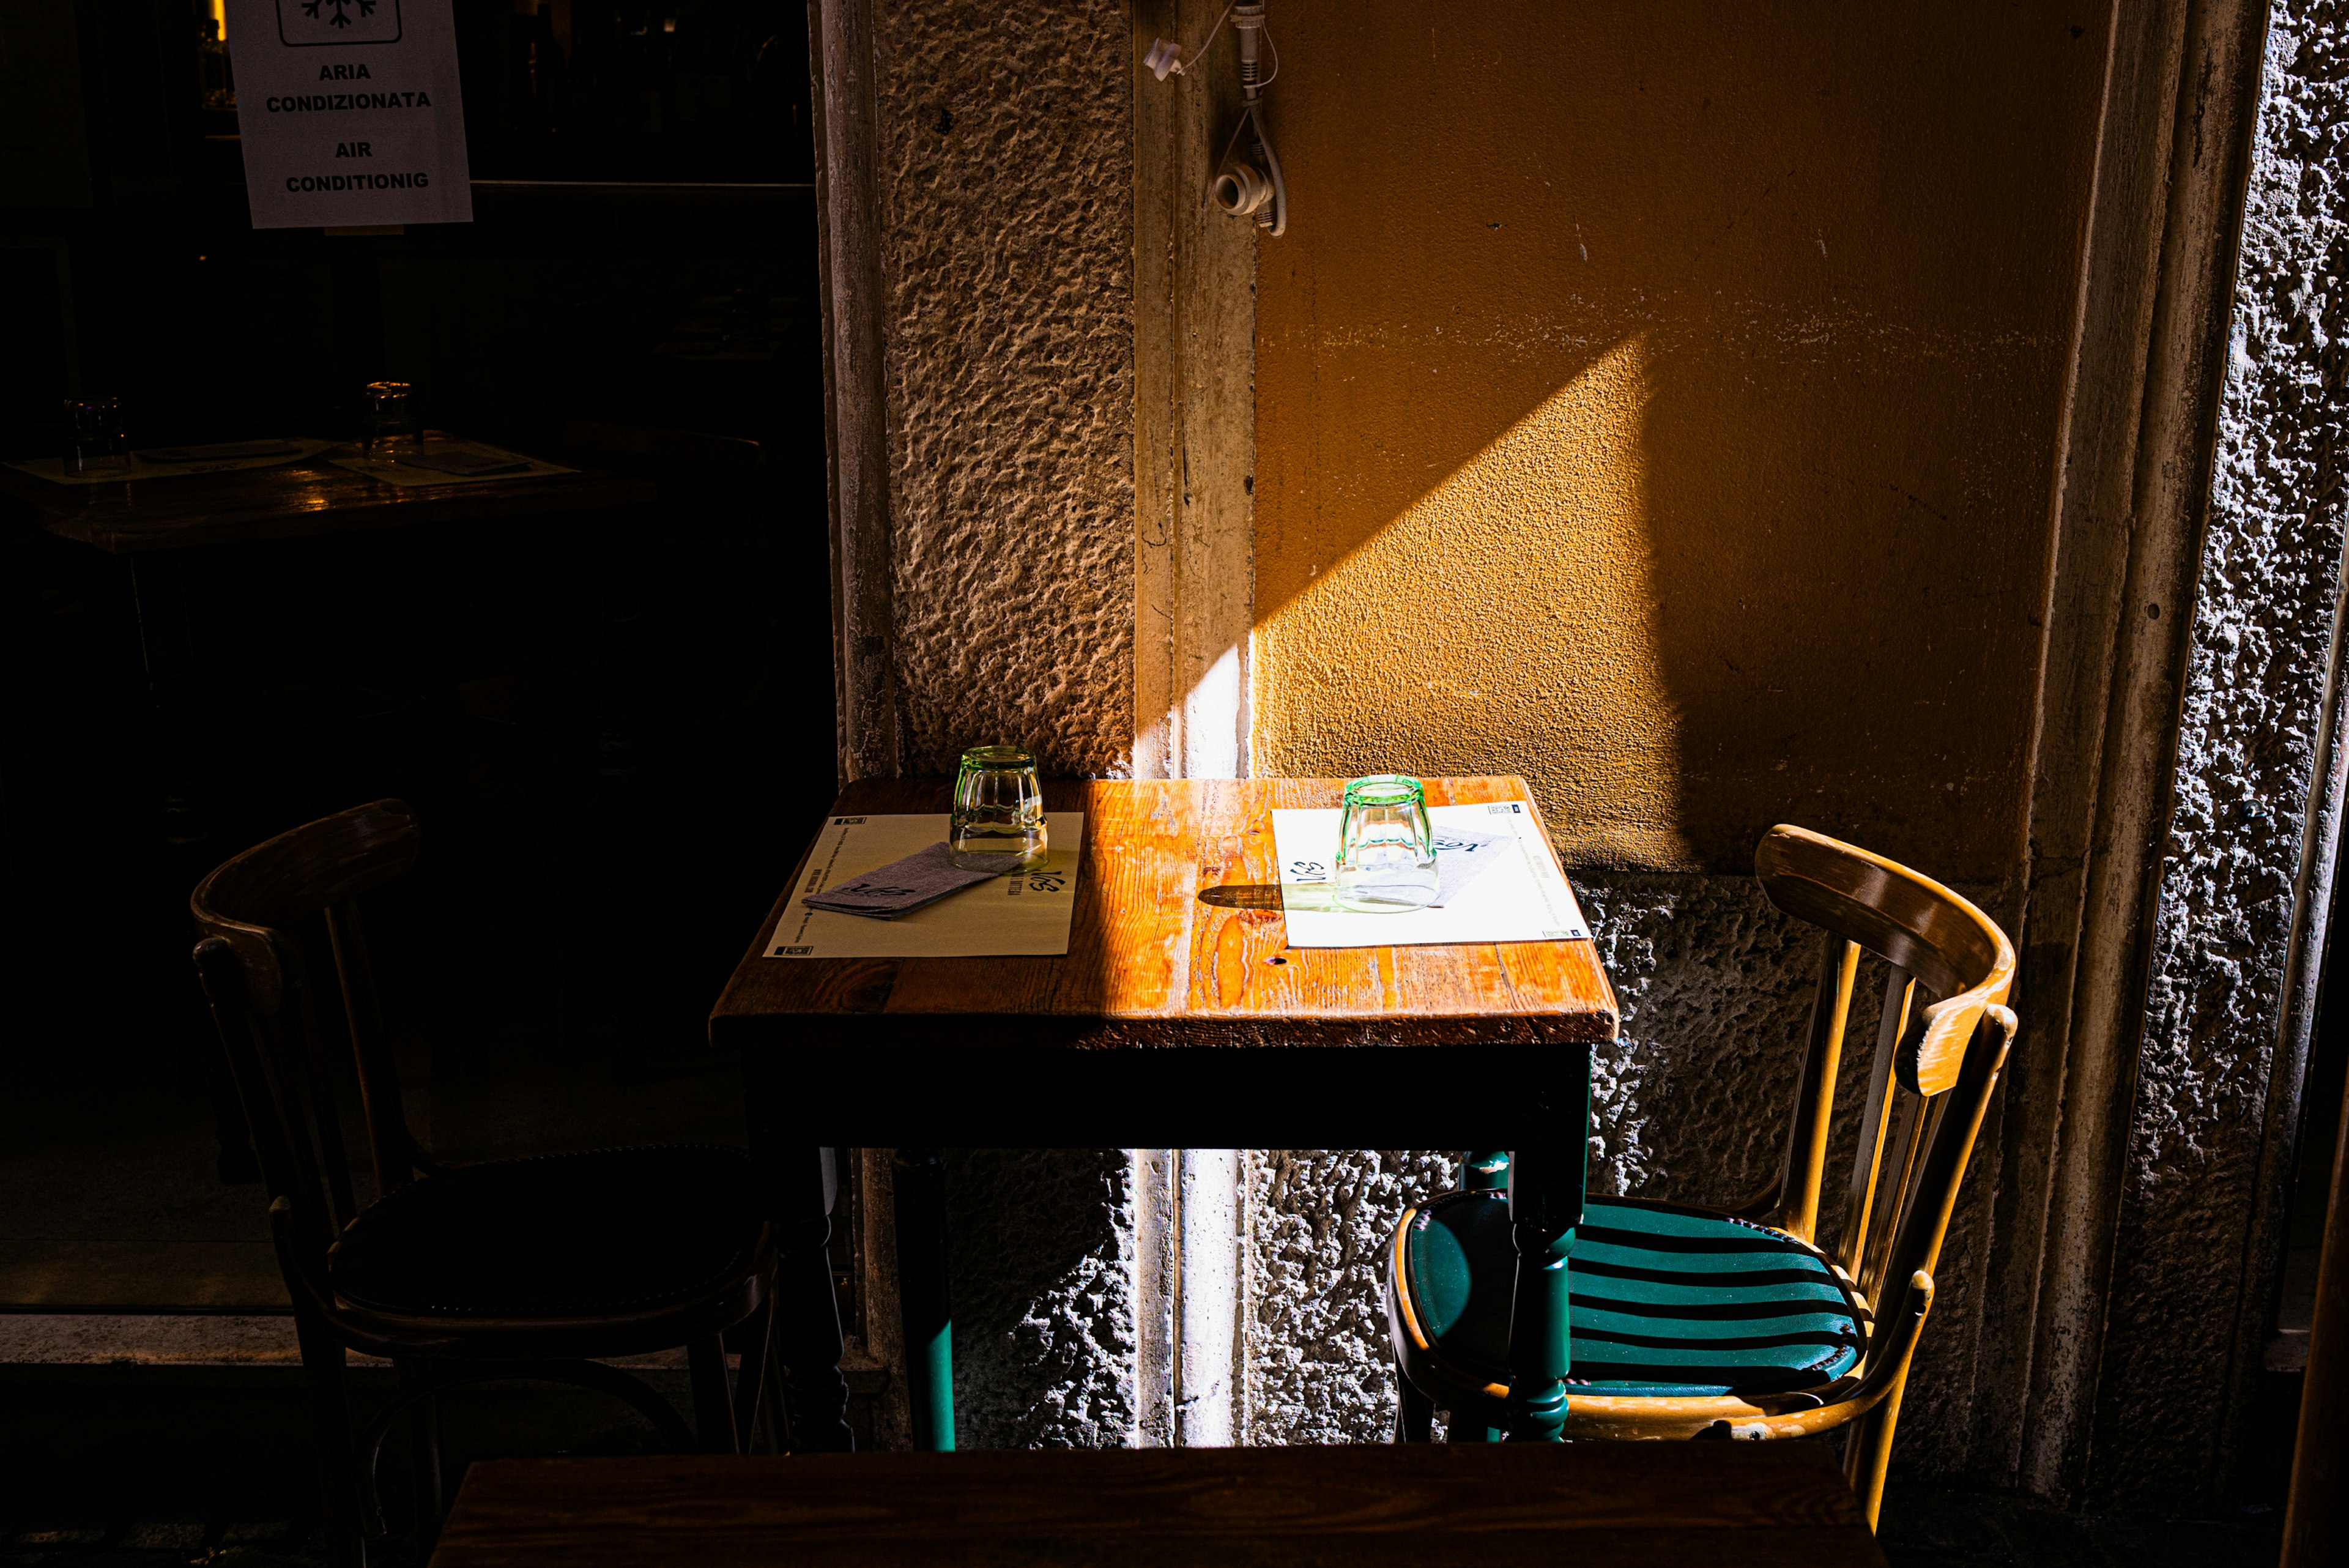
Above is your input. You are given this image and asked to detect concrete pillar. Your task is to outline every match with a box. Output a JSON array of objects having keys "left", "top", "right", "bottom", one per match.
[{"left": 1174, "top": 1148, "right": 1242, "bottom": 1444}]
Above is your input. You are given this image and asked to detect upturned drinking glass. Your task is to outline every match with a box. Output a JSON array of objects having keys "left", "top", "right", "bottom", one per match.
[
  {"left": 361, "top": 381, "right": 421, "bottom": 457},
  {"left": 1335, "top": 774, "right": 1439, "bottom": 912},
  {"left": 949, "top": 745, "right": 1048, "bottom": 872},
  {"left": 62, "top": 396, "right": 130, "bottom": 477}
]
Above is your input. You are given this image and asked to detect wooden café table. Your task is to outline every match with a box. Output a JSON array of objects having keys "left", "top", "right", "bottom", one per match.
[
  {"left": 428, "top": 1444, "right": 1887, "bottom": 1567},
  {"left": 0, "top": 444, "right": 652, "bottom": 853},
  {"left": 710, "top": 775, "right": 1619, "bottom": 1451}
]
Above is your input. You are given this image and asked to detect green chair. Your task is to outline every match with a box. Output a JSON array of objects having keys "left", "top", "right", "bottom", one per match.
[{"left": 1386, "top": 824, "right": 2017, "bottom": 1528}]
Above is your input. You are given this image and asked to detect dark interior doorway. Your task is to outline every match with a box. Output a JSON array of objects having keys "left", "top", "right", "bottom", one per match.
[{"left": 0, "top": 1, "right": 837, "bottom": 1314}]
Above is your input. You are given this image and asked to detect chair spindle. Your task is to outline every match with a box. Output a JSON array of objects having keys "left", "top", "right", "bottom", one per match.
[
  {"left": 325, "top": 900, "right": 423, "bottom": 1194},
  {"left": 1835, "top": 969, "right": 1912, "bottom": 1290},
  {"left": 289, "top": 964, "right": 362, "bottom": 1231},
  {"left": 1777, "top": 938, "right": 1861, "bottom": 1244}
]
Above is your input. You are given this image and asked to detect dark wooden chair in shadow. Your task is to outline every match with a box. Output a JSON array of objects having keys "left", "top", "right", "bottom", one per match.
[
  {"left": 1387, "top": 823, "right": 2017, "bottom": 1529},
  {"left": 190, "top": 798, "right": 851, "bottom": 1568}
]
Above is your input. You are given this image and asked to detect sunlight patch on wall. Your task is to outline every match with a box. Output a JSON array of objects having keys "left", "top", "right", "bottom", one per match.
[{"left": 1253, "top": 335, "right": 1693, "bottom": 868}]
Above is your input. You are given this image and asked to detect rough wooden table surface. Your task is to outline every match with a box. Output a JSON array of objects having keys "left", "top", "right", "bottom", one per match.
[
  {"left": 0, "top": 449, "right": 653, "bottom": 554},
  {"left": 713, "top": 775, "right": 1616, "bottom": 1044},
  {"left": 428, "top": 1444, "right": 1886, "bottom": 1567},
  {"left": 710, "top": 776, "right": 1617, "bottom": 1146}
]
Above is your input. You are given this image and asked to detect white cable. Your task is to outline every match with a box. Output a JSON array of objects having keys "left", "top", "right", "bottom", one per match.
[
  {"left": 1256, "top": 105, "right": 1287, "bottom": 236},
  {"left": 1150, "top": 3, "right": 1236, "bottom": 80},
  {"left": 1174, "top": 1, "right": 1288, "bottom": 237},
  {"left": 1192, "top": 2, "right": 1238, "bottom": 69}
]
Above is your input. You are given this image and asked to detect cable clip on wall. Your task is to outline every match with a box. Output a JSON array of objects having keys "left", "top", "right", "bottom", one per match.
[{"left": 1146, "top": 2, "right": 1287, "bottom": 238}]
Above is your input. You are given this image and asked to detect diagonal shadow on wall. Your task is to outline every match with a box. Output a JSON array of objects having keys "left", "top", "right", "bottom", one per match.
[{"left": 1250, "top": 1, "right": 2104, "bottom": 875}]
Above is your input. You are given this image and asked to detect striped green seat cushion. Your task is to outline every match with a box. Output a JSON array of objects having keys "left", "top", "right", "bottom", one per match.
[{"left": 1405, "top": 1191, "right": 1863, "bottom": 1399}]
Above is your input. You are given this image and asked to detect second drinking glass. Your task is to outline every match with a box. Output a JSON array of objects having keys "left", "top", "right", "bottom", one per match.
[{"left": 1335, "top": 774, "right": 1439, "bottom": 912}]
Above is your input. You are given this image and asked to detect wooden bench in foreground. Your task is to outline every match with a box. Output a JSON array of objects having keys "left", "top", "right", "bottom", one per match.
[{"left": 428, "top": 1443, "right": 1886, "bottom": 1567}]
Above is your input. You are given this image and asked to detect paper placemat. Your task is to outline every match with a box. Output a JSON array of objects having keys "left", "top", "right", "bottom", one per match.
[
  {"left": 330, "top": 440, "right": 573, "bottom": 488},
  {"left": 766, "top": 811, "right": 1085, "bottom": 959},
  {"left": 1272, "top": 800, "right": 1591, "bottom": 948},
  {"left": 7, "top": 438, "right": 338, "bottom": 485}
]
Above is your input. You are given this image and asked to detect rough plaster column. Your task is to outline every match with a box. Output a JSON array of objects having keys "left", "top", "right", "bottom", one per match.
[
  {"left": 820, "top": 0, "right": 1140, "bottom": 779},
  {"left": 2089, "top": 2, "right": 2349, "bottom": 1510},
  {"left": 810, "top": 0, "right": 1146, "bottom": 1448},
  {"left": 1978, "top": 0, "right": 2273, "bottom": 1503}
]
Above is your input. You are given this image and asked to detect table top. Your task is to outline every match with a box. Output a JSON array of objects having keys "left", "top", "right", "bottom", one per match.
[
  {"left": 711, "top": 776, "right": 1617, "bottom": 1052},
  {"left": 428, "top": 1446, "right": 1886, "bottom": 1567},
  {"left": 0, "top": 446, "right": 653, "bottom": 555}
]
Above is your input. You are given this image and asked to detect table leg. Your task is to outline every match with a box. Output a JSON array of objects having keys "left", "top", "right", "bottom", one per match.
[
  {"left": 1461, "top": 1150, "right": 1510, "bottom": 1192},
  {"left": 774, "top": 1213, "right": 854, "bottom": 1451},
  {"left": 892, "top": 1146, "right": 955, "bottom": 1451},
  {"left": 1503, "top": 1046, "right": 1591, "bottom": 1442},
  {"left": 738, "top": 1061, "right": 853, "bottom": 1449}
]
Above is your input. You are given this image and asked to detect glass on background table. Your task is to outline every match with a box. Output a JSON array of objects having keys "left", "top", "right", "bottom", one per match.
[
  {"left": 708, "top": 773, "right": 1618, "bottom": 1452},
  {"left": 63, "top": 394, "right": 130, "bottom": 478}
]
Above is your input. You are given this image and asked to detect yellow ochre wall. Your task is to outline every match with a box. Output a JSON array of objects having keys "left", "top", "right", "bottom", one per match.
[{"left": 1252, "top": 2, "right": 2110, "bottom": 872}]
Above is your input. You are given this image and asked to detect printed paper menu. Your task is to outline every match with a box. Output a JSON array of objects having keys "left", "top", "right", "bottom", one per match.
[
  {"left": 765, "top": 813, "right": 1086, "bottom": 959},
  {"left": 1271, "top": 800, "right": 1592, "bottom": 948}
]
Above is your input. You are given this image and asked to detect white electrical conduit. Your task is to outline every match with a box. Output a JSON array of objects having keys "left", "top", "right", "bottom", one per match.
[{"left": 1148, "top": 2, "right": 1288, "bottom": 237}]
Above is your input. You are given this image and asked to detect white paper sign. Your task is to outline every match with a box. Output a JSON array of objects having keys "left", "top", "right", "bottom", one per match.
[
  {"left": 226, "top": 0, "right": 472, "bottom": 229},
  {"left": 1272, "top": 800, "right": 1592, "bottom": 948},
  {"left": 766, "top": 812, "right": 1086, "bottom": 959}
]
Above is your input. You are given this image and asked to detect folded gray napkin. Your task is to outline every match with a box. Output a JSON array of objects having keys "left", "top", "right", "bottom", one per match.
[
  {"left": 393, "top": 447, "right": 532, "bottom": 477},
  {"left": 1431, "top": 828, "right": 1512, "bottom": 906},
  {"left": 801, "top": 841, "right": 996, "bottom": 919}
]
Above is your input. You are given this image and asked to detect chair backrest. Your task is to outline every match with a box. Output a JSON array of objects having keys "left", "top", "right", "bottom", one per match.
[
  {"left": 190, "top": 799, "right": 428, "bottom": 1266},
  {"left": 1750, "top": 824, "right": 2016, "bottom": 1314}
]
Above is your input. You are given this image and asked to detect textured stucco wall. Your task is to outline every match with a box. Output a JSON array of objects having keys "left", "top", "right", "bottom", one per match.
[
  {"left": 2089, "top": 2, "right": 2349, "bottom": 1509},
  {"left": 944, "top": 1148, "right": 1138, "bottom": 1448},
  {"left": 1241, "top": 872, "right": 2016, "bottom": 1460},
  {"left": 872, "top": 0, "right": 1137, "bottom": 776},
  {"left": 1251, "top": 1, "right": 2108, "bottom": 874}
]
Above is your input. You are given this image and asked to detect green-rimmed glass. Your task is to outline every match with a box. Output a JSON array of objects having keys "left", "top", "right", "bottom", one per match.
[
  {"left": 949, "top": 745, "right": 1047, "bottom": 872},
  {"left": 1335, "top": 774, "right": 1438, "bottom": 912}
]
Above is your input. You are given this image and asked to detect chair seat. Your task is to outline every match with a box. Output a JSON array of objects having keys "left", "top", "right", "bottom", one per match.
[
  {"left": 330, "top": 1145, "right": 761, "bottom": 1319},
  {"left": 1400, "top": 1192, "right": 1865, "bottom": 1398}
]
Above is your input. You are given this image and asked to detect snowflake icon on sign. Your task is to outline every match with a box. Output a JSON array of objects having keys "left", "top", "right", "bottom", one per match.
[{"left": 277, "top": 0, "right": 401, "bottom": 45}]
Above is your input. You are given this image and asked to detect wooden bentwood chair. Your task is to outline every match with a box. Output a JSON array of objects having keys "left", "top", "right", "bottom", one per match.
[
  {"left": 1386, "top": 825, "right": 2017, "bottom": 1527},
  {"left": 191, "top": 800, "right": 781, "bottom": 1567}
]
